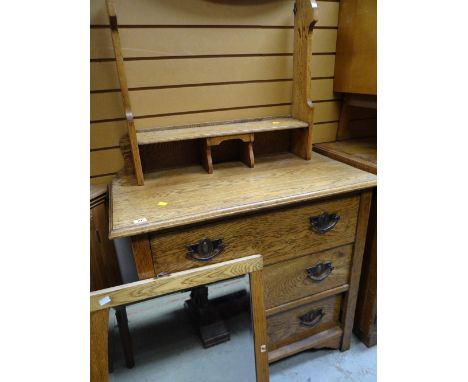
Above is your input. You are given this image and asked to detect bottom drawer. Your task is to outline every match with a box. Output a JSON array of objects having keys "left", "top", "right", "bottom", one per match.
[{"left": 267, "top": 294, "right": 342, "bottom": 351}]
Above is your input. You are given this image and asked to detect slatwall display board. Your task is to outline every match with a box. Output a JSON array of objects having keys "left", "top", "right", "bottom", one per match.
[{"left": 90, "top": 0, "right": 342, "bottom": 184}]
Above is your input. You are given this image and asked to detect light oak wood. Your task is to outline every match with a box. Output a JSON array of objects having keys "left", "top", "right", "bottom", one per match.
[
  {"left": 105, "top": 0, "right": 144, "bottom": 185},
  {"left": 354, "top": 189, "right": 377, "bottom": 346},
  {"left": 268, "top": 326, "right": 342, "bottom": 363},
  {"left": 267, "top": 294, "right": 342, "bottom": 351},
  {"left": 130, "top": 101, "right": 340, "bottom": 130},
  {"left": 266, "top": 284, "right": 349, "bottom": 317},
  {"left": 150, "top": 195, "right": 359, "bottom": 273},
  {"left": 250, "top": 270, "right": 270, "bottom": 382},
  {"left": 314, "top": 138, "right": 377, "bottom": 174},
  {"left": 90, "top": 309, "right": 109, "bottom": 382},
  {"left": 264, "top": 245, "right": 353, "bottom": 309},
  {"left": 90, "top": 255, "right": 263, "bottom": 312},
  {"left": 90, "top": 255, "right": 269, "bottom": 381},
  {"left": 340, "top": 190, "right": 372, "bottom": 350},
  {"left": 333, "top": 0, "right": 377, "bottom": 95},
  {"left": 109, "top": 152, "right": 376, "bottom": 239},
  {"left": 130, "top": 234, "right": 155, "bottom": 279},
  {"left": 137, "top": 118, "right": 307, "bottom": 145},
  {"left": 91, "top": 0, "right": 339, "bottom": 27}
]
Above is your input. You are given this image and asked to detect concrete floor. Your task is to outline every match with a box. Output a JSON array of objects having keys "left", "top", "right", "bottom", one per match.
[{"left": 108, "top": 278, "right": 376, "bottom": 382}]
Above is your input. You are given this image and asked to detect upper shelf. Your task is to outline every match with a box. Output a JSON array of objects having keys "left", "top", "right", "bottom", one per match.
[{"left": 136, "top": 117, "right": 308, "bottom": 145}]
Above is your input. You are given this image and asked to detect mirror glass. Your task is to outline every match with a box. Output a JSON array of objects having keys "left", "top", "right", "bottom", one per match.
[{"left": 108, "top": 274, "right": 256, "bottom": 381}]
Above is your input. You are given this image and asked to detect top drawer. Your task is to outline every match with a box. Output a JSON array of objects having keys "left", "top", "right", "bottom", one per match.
[{"left": 150, "top": 195, "right": 360, "bottom": 273}]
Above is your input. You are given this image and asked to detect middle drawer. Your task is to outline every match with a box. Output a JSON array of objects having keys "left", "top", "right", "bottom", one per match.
[
  {"left": 263, "top": 244, "right": 352, "bottom": 309},
  {"left": 150, "top": 195, "right": 359, "bottom": 274}
]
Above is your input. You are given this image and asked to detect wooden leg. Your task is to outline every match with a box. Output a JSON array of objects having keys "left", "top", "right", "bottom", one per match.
[
  {"left": 115, "top": 307, "right": 135, "bottom": 368},
  {"left": 91, "top": 309, "right": 109, "bottom": 382},
  {"left": 201, "top": 139, "right": 213, "bottom": 174},
  {"left": 240, "top": 140, "right": 255, "bottom": 168},
  {"left": 249, "top": 270, "right": 269, "bottom": 382},
  {"left": 340, "top": 191, "right": 373, "bottom": 350}
]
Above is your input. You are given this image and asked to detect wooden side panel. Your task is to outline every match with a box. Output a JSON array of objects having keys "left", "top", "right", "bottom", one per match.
[
  {"left": 90, "top": 201, "right": 122, "bottom": 291},
  {"left": 334, "top": 0, "right": 377, "bottom": 94},
  {"left": 354, "top": 188, "right": 377, "bottom": 346},
  {"left": 341, "top": 190, "right": 373, "bottom": 350}
]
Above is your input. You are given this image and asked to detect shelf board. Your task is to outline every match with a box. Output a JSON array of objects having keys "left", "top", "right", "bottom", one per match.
[
  {"left": 109, "top": 152, "right": 377, "bottom": 239},
  {"left": 136, "top": 117, "right": 308, "bottom": 145},
  {"left": 314, "top": 138, "right": 377, "bottom": 174}
]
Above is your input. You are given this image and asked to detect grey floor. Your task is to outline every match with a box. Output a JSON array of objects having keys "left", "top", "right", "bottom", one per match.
[{"left": 108, "top": 278, "right": 376, "bottom": 382}]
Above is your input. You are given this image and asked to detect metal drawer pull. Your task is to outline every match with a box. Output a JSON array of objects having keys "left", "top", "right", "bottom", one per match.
[
  {"left": 306, "top": 261, "right": 334, "bottom": 281},
  {"left": 186, "top": 238, "right": 224, "bottom": 261},
  {"left": 299, "top": 309, "right": 324, "bottom": 327},
  {"left": 309, "top": 212, "right": 340, "bottom": 234}
]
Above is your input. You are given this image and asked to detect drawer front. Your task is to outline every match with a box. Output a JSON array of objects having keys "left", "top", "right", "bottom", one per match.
[
  {"left": 150, "top": 195, "right": 359, "bottom": 273},
  {"left": 267, "top": 294, "right": 342, "bottom": 351},
  {"left": 264, "top": 245, "right": 352, "bottom": 309}
]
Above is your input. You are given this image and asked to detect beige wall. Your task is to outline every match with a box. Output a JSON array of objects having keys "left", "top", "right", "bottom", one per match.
[{"left": 90, "top": 0, "right": 343, "bottom": 184}]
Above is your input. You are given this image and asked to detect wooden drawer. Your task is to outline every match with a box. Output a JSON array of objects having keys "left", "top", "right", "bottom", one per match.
[
  {"left": 267, "top": 294, "right": 342, "bottom": 351},
  {"left": 150, "top": 195, "right": 360, "bottom": 273},
  {"left": 264, "top": 245, "right": 352, "bottom": 309}
]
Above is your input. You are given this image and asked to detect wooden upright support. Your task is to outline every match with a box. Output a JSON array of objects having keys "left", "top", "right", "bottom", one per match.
[
  {"left": 106, "top": 0, "right": 145, "bottom": 185},
  {"left": 291, "top": 0, "right": 319, "bottom": 160}
]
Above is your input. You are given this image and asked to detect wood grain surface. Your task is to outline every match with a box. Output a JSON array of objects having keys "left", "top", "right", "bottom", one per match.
[
  {"left": 110, "top": 152, "right": 376, "bottom": 239},
  {"left": 130, "top": 234, "right": 155, "bottom": 279},
  {"left": 250, "top": 270, "right": 270, "bottom": 382},
  {"left": 340, "top": 190, "right": 372, "bottom": 350},
  {"left": 90, "top": 309, "right": 109, "bottom": 382},
  {"left": 333, "top": 0, "right": 377, "bottom": 94},
  {"left": 136, "top": 117, "right": 307, "bottom": 145},
  {"left": 267, "top": 294, "right": 342, "bottom": 351},
  {"left": 264, "top": 245, "right": 353, "bottom": 309},
  {"left": 90, "top": 255, "right": 263, "bottom": 311},
  {"left": 150, "top": 196, "right": 359, "bottom": 273},
  {"left": 268, "top": 326, "right": 342, "bottom": 363},
  {"left": 314, "top": 137, "right": 377, "bottom": 174}
]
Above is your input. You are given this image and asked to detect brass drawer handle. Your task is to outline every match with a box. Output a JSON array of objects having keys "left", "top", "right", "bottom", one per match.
[
  {"left": 309, "top": 212, "right": 340, "bottom": 234},
  {"left": 186, "top": 238, "right": 224, "bottom": 261},
  {"left": 299, "top": 309, "right": 324, "bottom": 327},
  {"left": 306, "top": 261, "right": 334, "bottom": 281}
]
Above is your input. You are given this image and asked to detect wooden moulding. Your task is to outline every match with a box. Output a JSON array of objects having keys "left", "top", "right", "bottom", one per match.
[
  {"left": 291, "top": 0, "right": 318, "bottom": 160},
  {"left": 105, "top": 0, "right": 144, "bottom": 185},
  {"left": 268, "top": 327, "right": 343, "bottom": 363}
]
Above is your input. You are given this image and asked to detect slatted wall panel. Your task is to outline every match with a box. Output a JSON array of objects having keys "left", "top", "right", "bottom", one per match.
[{"left": 90, "top": 0, "right": 342, "bottom": 184}]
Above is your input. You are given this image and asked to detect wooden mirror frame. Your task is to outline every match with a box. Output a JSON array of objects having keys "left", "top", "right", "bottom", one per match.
[{"left": 90, "top": 255, "right": 269, "bottom": 382}]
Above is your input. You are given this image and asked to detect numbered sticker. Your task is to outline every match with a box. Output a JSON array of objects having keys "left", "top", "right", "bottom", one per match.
[{"left": 133, "top": 217, "right": 147, "bottom": 225}]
